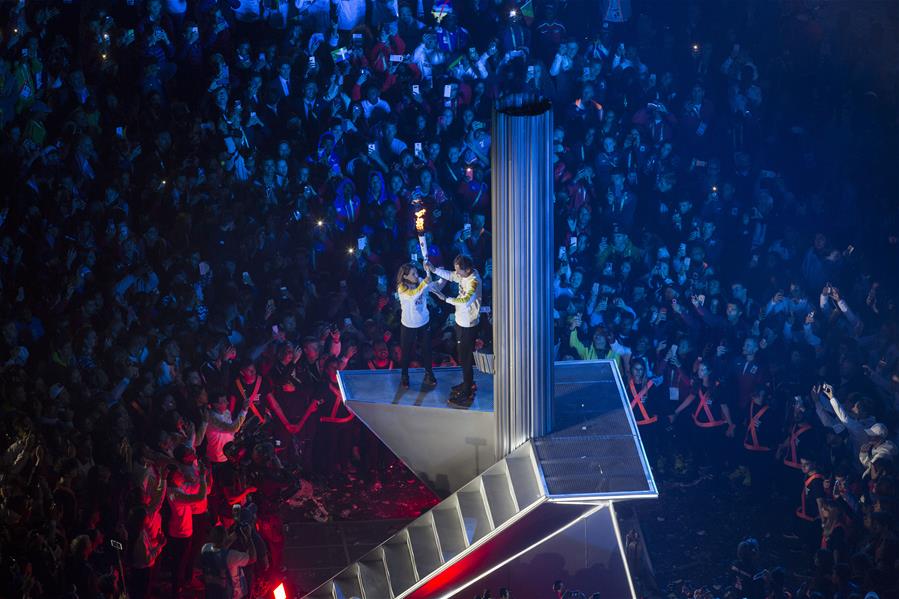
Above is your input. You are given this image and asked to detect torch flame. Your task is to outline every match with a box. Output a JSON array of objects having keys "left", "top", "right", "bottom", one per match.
[{"left": 414, "top": 208, "right": 427, "bottom": 233}]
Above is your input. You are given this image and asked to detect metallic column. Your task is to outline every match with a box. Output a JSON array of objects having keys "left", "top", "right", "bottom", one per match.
[{"left": 492, "top": 98, "right": 554, "bottom": 460}]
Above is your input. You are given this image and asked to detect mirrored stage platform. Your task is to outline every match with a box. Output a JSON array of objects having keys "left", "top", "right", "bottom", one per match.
[
  {"left": 339, "top": 366, "right": 494, "bottom": 412},
  {"left": 339, "top": 367, "right": 495, "bottom": 497}
]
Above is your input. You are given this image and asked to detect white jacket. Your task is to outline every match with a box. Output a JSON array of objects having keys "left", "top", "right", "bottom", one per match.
[
  {"left": 434, "top": 267, "right": 481, "bottom": 328},
  {"left": 860, "top": 439, "right": 898, "bottom": 470},
  {"left": 829, "top": 395, "right": 875, "bottom": 456},
  {"left": 398, "top": 280, "right": 430, "bottom": 328}
]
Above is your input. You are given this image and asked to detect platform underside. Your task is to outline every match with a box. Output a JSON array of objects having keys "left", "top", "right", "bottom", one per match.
[{"left": 340, "top": 367, "right": 495, "bottom": 497}]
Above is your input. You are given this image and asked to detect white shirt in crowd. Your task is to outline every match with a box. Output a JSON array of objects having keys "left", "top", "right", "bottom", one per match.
[
  {"left": 296, "top": 0, "right": 329, "bottom": 15},
  {"left": 334, "top": 0, "right": 366, "bottom": 31},
  {"left": 361, "top": 97, "right": 391, "bottom": 119},
  {"left": 205, "top": 409, "right": 246, "bottom": 463},
  {"left": 295, "top": 0, "right": 331, "bottom": 30},
  {"left": 166, "top": 482, "right": 197, "bottom": 538},
  {"left": 164, "top": 0, "right": 187, "bottom": 15},
  {"left": 376, "top": 137, "right": 408, "bottom": 156},
  {"left": 433, "top": 267, "right": 481, "bottom": 328},
  {"left": 549, "top": 52, "right": 573, "bottom": 77},
  {"left": 412, "top": 44, "right": 445, "bottom": 81},
  {"left": 825, "top": 393, "right": 875, "bottom": 457}
]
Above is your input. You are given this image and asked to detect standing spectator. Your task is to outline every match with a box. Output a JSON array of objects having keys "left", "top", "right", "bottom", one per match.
[
  {"left": 793, "top": 457, "right": 826, "bottom": 547},
  {"left": 411, "top": 32, "right": 446, "bottom": 84},
  {"left": 205, "top": 391, "right": 249, "bottom": 465},
  {"left": 126, "top": 502, "right": 167, "bottom": 599},
  {"left": 334, "top": 0, "right": 366, "bottom": 37},
  {"left": 166, "top": 455, "right": 209, "bottom": 597}
]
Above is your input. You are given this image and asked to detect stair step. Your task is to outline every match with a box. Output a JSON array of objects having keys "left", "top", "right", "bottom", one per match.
[
  {"left": 407, "top": 514, "right": 443, "bottom": 577},
  {"left": 482, "top": 466, "right": 518, "bottom": 526},
  {"left": 302, "top": 361, "right": 657, "bottom": 599},
  {"left": 432, "top": 496, "right": 468, "bottom": 562},
  {"left": 457, "top": 478, "right": 494, "bottom": 545},
  {"left": 383, "top": 531, "right": 418, "bottom": 597},
  {"left": 304, "top": 582, "right": 334, "bottom": 599},
  {"left": 333, "top": 563, "right": 363, "bottom": 599},
  {"left": 505, "top": 445, "right": 542, "bottom": 509},
  {"left": 358, "top": 551, "right": 391, "bottom": 599}
]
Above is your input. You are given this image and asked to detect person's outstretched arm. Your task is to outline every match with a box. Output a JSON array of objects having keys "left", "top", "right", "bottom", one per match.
[{"left": 426, "top": 261, "right": 456, "bottom": 282}]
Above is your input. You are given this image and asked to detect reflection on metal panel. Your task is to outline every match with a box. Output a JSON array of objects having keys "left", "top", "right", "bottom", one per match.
[
  {"left": 340, "top": 367, "right": 496, "bottom": 496},
  {"left": 536, "top": 360, "right": 657, "bottom": 499},
  {"left": 445, "top": 504, "right": 635, "bottom": 599},
  {"left": 535, "top": 434, "right": 653, "bottom": 496},
  {"left": 492, "top": 102, "right": 555, "bottom": 460}
]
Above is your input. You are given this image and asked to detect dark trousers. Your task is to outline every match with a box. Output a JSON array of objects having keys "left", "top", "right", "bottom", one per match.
[
  {"left": 795, "top": 517, "right": 821, "bottom": 551},
  {"left": 400, "top": 323, "right": 434, "bottom": 376},
  {"left": 188, "top": 512, "right": 211, "bottom": 577},
  {"left": 257, "top": 512, "right": 284, "bottom": 572},
  {"left": 128, "top": 565, "right": 153, "bottom": 599},
  {"left": 636, "top": 421, "right": 659, "bottom": 460},
  {"left": 315, "top": 420, "right": 358, "bottom": 472},
  {"left": 744, "top": 450, "right": 774, "bottom": 496},
  {"left": 209, "top": 462, "right": 231, "bottom": 522},
  {"left": 694, "top": 425, "right": 726, "bottom": 470},
  {"left": 454, "top": 324, "right": 477, "bottom": 387},
  {"left": 360, "top": 427, "right": 388, "bottom": 480},
  {"left": 167, "top": 536, "right": 192, "bottom": 596}
]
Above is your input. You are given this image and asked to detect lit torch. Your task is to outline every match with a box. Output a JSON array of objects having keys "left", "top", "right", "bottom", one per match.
[{"left": 414, "top": 205, "right": 428, "bottom": 261}]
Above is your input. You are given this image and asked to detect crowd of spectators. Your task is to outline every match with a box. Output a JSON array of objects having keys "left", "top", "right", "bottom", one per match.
[
  {"left": 0, "top": 0, "right": 897, "bottom": 598},
  {"left": 542, "top": 3, "right": 899, "bottom": 599}
]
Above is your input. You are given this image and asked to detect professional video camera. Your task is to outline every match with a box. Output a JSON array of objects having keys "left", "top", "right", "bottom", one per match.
[{"left": 230, "top": 412, "right": 276, "bottom": 456}]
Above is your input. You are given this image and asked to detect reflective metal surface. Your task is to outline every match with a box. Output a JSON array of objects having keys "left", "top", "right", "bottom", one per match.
[
  {"left": 492, "top": 102, "right": 555, "bottom": 460},
  {"left": 339, "top": 367, "right": 496, "bottom": 496},
  {"left": 537, "top": 360, "right": 658, "bottom": 499}
]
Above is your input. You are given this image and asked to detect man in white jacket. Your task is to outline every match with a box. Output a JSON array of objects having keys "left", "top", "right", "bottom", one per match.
[
  {"left": 819, "top": 383, "right": 875, "bottom": 457},
  {"left": 859, "top": 423, "right": 897, "bottom": 477},
  {"left": 427, "top": 255, "right": 481, "bottom": 402}
]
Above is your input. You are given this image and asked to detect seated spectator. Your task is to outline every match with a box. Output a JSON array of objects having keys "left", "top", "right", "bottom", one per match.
[{"left": 200, "top": 524, "right": 257, "bottom": 599}]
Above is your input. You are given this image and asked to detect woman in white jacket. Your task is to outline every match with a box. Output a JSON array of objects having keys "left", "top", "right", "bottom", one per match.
[{"left": 396, "top": 263, "right": 438, "bottom": 389}]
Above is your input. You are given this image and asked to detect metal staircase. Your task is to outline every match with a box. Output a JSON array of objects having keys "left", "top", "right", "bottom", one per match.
[
  {"left": 304, "top": 442, "right": 544, "bottom": 599},
  {"left": 302, "top": 360, "right": 657, "bottom": 599}
]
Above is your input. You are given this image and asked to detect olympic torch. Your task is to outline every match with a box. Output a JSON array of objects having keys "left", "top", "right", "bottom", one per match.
[{"left": 414, "top": 204, "right": 428, "bottom": 262}]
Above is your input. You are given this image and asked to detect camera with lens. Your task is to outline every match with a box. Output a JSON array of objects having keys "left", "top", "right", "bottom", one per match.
[{"left": 223, "top": 418, "right": 276, "bottom": 476}]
